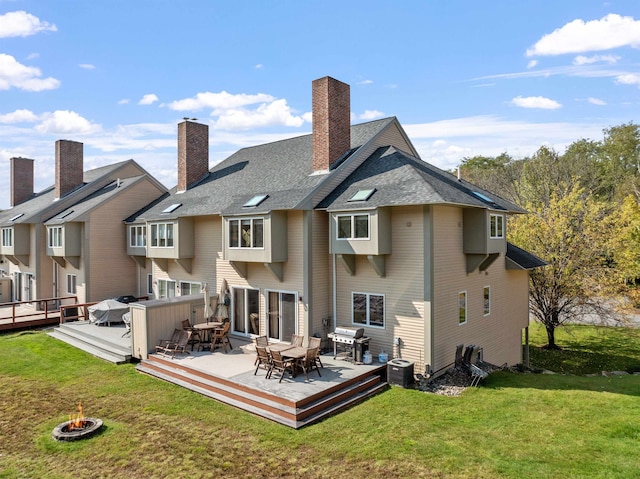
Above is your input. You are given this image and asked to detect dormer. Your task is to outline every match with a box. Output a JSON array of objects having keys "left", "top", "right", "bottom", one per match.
[
  {"left": 126, "top": 222, "right": 147, "bottom": 267},
  {"left": 463, "top": 207, "right": 506, "bottom": 273},
  {"left": 46, "top": 222, "right": 81, "bottom": 268},
  {"left": 222, "top": 208, "right": 288, "bottom": 281},
  {"left": 329, "top": 206, "right": 391, "bottom": 277}
]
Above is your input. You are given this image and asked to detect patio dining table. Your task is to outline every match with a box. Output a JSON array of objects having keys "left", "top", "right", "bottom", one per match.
[
  {"left": 281, "top": 347, "right": 309, "bottom": 378},
  {"left": 266, "top": 343, "right": 295, "bottom": 353},
  {"left": 192, "top": 321, "right": 223, "bottom": 343}
]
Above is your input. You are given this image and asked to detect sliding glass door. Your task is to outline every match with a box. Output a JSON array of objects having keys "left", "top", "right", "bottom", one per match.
[
  {"left": 232, "top": 287, "right": 259, "bottom": 336},
  {"left": 267, "top": 291, "right": 297, "bottom": 342}
]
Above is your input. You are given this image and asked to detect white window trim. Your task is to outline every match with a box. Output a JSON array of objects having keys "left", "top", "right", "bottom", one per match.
[
  {"left": 66, "top": 274, "right": 77, "bottom": 295},
  {"left": 228, "top": 217, "right": 265, "bottom": 249},
  {"left": 179, "top": 281, "right": 201, "bottom": 296},
  {"left": 157, "top": 278, "right": 177, "bottom": 298},
  {"left": 1, "top": 228, "right": 12, "bottom": 247},
  {"left": 129, "top": 225, "right": 147, "bottom": 247},
  {"left": 458, "top": 291, "right": 467, "bottom": 325},
  {"left": 150, "top": 222, "right": 174, "bottom": 248},
  {"left": 489, "top": 214, "right": 504, "bottom": 239},
  {"left": 264, "top": 288, "right": 299, "bottom": 341},
  {"left": 48, "top": 226, "right": 63, "bottom": 248},
  {"left": 483, "top": 286, "right": 491, "bottom": 316},
  {"left": 147, "top": 274, "right": 153, "bottom": 295},
  {"left": 351, "top": 291, "right": 385, "bottom": 329},
  {"left": 336, "top": 213, "right": 370, "bottom": 241}
]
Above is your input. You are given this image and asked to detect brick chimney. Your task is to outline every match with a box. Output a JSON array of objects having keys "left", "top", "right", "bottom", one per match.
[
  {"left": 10, "top": 157, "right": 34, "bottom": 207},
  {"left": 55, "top": 140, "right": 84, "bottom": 199},
  {"left": 177, "top": 120, "right": 209, "bottom": 192},
  {"left": 312, "top": 76, "right": 351, "bottom": 172}
]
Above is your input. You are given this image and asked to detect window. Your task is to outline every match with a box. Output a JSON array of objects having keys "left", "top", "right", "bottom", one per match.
[
  {"left": 180, "top": 281, "right": 201, "bottom": 296},
  {"left": 129, "top": 225, "right": 146, "bottom": 247},
  {"left": 243, "top": 195, "right": 268, "bottom": 208},
  {"left": 490, "top": 214, "right": 504, "bottom": 239},
  {"left": 352, "top": 292, "right": 384, "bottom": 328},
  {"left": 1, "top": 228, "right": 12, "bottom": 247},
  {"left": 161, "top": 203, "right": 182, "bottom": 214},
  {"left": 147, "top": 274, "right": 153, "bottom": 295},
  {"left": 483, "top": 286, "right": 491, "bottom": 316},
  {"left": 458, "top": 291, "right": 467, "bottom": 325},
  {"left": 337, "top": 214, "right": 369, "bottom": 240},
  {"left": 157, "top": 279, "right": 176, "bottom": 298},
  {"left": 348, "top": 189, "right": 376, "bottom": 202},
  {"left": 48, "top": 226, "right": 63, "bottom": 248},
  {"left": 66, "top": 274, "right": 77, "bottom": 294},
  {"left": 150, "top": 223, "right": 174, "bottom": 247},
  {"left": 228, "top": 218, "right": 264, "bottom": 248}
]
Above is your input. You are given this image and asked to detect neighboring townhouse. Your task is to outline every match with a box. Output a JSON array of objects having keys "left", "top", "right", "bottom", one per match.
[
  {"left": 128, "top": 76, "right": 543, "bottom": 374},
  {"left": 0, "top": 140, "right": 168, "bottom": 306}
]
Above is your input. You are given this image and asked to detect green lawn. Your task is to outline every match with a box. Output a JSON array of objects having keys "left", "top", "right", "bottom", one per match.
[{"left": 0, "top": 326, "right": 639, "bottom": 478}]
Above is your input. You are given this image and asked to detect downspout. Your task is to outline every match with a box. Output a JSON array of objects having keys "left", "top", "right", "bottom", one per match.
[{"left": 332, "top": 252, "right": 337, "bottom": 331}]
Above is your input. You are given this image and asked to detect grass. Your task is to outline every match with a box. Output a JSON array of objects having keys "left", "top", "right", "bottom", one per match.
[{"left": 0, "top": 327, "right": 638, "bottom": 478}]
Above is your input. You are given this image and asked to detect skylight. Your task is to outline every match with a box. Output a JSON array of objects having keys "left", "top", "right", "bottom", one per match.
[
  {"left": 348, "top": 188, "right": 376, "bottom": 202},
  {"left": 9, "top": 213, "right": 23, "bottom": 222},
  {"left": 162, "top": 203, "right": 182, "bottom": 214},
  {"left": 243, "top": 195, "right": 268, "bottom": 208},
  {"left": 472, "top": 191, "right": 493, "bottom": 203}
]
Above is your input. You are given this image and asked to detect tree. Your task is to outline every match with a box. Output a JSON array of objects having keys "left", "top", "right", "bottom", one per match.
[{"left": 509, "top": 183, "right": 618, "bottom": 349}]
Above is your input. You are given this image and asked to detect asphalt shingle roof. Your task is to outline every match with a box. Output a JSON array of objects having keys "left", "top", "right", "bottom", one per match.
[
  {"left": 318, "top": 146, "right": 526, "bottom": 213},
  {"left": 506, "top": 242, "right": 547, "bottom": 269},
  {"left": 134, "top": 118, "right": 396, "bottom": 220}
]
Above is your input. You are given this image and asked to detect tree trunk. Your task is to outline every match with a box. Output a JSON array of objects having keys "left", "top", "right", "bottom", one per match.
[{"left": 544, "top": 324, "right": 561, "bottom": 350}]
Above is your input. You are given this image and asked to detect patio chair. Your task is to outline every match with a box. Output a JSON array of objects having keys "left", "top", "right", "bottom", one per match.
[
  {"left": 267, "top": 350, "right": 296, "bottom": 383},
  {"left": 254, "top": 335, "right": 269, "bottom": 365},
  {"left": 181, "top": 318, "right": 202, "bottom": 351},
  {"left": 291, "top": 334, "right": 304, "bottom": 347},
  {"left": 155, "top": 329, "right": 191, "bottom": 358},
  {"left": 249, "top": 313, "right": 259, "bottom": 335},
  {"left": 202, "top": 322, "right": 232, "bottom": 353},
  {"left": 254, "top": 345, "right": 272, "bottom": 376},
  {"left": 307, "top": 336, "right": 324, "bottom": 368},
  {"left": 297, "top": 346, "right": 322, "bottom": 381}
]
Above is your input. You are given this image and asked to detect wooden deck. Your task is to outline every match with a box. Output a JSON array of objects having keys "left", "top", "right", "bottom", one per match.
[{"left": 137, "top": 340, "right": 388, "bottom": 429}]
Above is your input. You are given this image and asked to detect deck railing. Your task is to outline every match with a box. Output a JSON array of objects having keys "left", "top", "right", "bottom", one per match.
[{"left": 0, "top": 295, "right": 78, "bottom": 330}]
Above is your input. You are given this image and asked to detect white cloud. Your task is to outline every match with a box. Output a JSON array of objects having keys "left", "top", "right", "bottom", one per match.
[
  {"left": 0, "top": 54, "right": 60, "bottom": 91},
  {"left": 587, "top": 97, "right": 607, "bottom": 105},
  {"left": 0, "top": 109, "right": 38, "bottom": 123},
  {"left": 527, "top": 60, "right": 538, "bottom": 69},
  {"left": 358, "top": 80, "right": 373, "bottom": 85},
  {"left": 35, "top": 110, "right": 101, "bottom": 135},
  {"left": 301, "top": 111, "right": 313, "bottom": 123},
  {"left": 573, "top": 54, "right": 620, "bottom": 65},
  {"left": 79, "top": 63, "right": 96, "bottom": 70},
  {"left": 511, "top": 96, "right": 562, "bottom": 109},
  {"left": 138, "top": 93, "right": 159, "bottom": 105},
  {"left": 214, "top": 98, "right": 304, "bottom": 130},
  {"left": 167, "top": 91, "right": 275, "bottom": 111},
  {"left": 255, "top": 64, "right": 263, "bottom": 69},
  {"left": 0, "top": 10, "right": 57, "bottom": 38},
  {"left": 527, "top": 14, "right": 640, "bottom": 56},
  {"left": 26, "top": 53, "right": 39, "bottom": 60},
  {"left": 359, "top": 110, "right": 384, "bottom": 120},
  {"left": 615, "top": 73, "right": 640, "bottom": 86},
  {"left": 117, "top": 99, "right": 130, "bottom": 105}
]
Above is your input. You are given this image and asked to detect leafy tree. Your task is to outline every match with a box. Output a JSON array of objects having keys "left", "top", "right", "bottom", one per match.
[
  {"left": 509, "top": 183, "right": 618, "bottom": 349},
  {"left": 608, "top": 195, "right": 640, "bottom": 287},
  {"left": 600, "top": 123, "right": 640, "bottom": 199}
]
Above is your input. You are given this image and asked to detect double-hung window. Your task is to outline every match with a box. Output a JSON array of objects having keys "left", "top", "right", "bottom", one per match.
[
  {"left": 180, "top": 281, "right": 201, "bottom": 296},
  {"left": 352, "top": 292, "right": 384, "bottom": 328},
  {"left": 1, "top": 228, "right": 12, "bottom": 247},
  {"left": 129, "top": 225, "right": 146, "bottom": 247},
  {"left": 337, "top": 214, "right": 369, "bottom": 240},
  {"left": 228, "top": 218, "right": 263, "bottom": 248},
  {"left": 157, "top": 279, "right": 176, "bottom": 298},
  {"left": 490, "top": 214, "right": 504, "bottom": 239},
  {"left": 150, "top": 223, "right": 174, "bottom": 247},
  {"left": 48, "top": 226, "right": 63, "bottom": 248}
]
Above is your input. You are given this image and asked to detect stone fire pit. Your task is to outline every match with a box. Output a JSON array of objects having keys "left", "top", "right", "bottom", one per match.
[{"left": 52, "top": 417, "right": 103, "bottom": 441}]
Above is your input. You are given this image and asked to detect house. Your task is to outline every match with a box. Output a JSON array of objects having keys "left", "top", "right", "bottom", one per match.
[
  {"left": 0, "top": 140, "right": 168, "bottom": 307},
  {"left": 127, "top": 76, "right": 544, "bottom": 374}
]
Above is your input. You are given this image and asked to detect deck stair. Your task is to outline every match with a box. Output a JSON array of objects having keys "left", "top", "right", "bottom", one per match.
[
  {"left": 137, "top": 354, "right": 388, "bottom": 428},
  {"left": 48, "top": 322, "right": 131, "bottom": 364}
]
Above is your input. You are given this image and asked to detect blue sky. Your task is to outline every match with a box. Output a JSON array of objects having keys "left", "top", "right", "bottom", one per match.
[{"left": 1, "top": 1, "right": 639, "bottom": 209}]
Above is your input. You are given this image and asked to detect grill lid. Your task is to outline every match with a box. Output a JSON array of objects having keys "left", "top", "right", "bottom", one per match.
[{"left": 333, "top": 326, "right": 364, "bottom": 338}]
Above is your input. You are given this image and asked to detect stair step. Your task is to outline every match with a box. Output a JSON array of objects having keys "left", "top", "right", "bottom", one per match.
[
  {"left": 48, "top": 330, "right": 130, "bottom": 364},
  {"left": 54, "top": 323, "right": 131, "bottom": 355},
  {"left": 136, "top": 357, "right": 386, "bottom": 428}
]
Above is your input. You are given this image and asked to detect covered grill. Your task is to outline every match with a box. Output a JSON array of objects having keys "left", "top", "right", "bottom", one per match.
[{"left": 328, "top": 326, "right": 370, "bottom": 363}]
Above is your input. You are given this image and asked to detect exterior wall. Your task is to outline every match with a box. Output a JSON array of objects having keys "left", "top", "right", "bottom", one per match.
[
  {"left": 309, "top": 210, "right": 331, "bottom": 341},
  {"left": 334, "top": 206, "right": 426, "bottom": 368},
  {"left": 432, "top": 205, "right": 528, "bottom": 373},
  {"left": 87, "top": 179, "right": 167, "bottom": 302}
]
